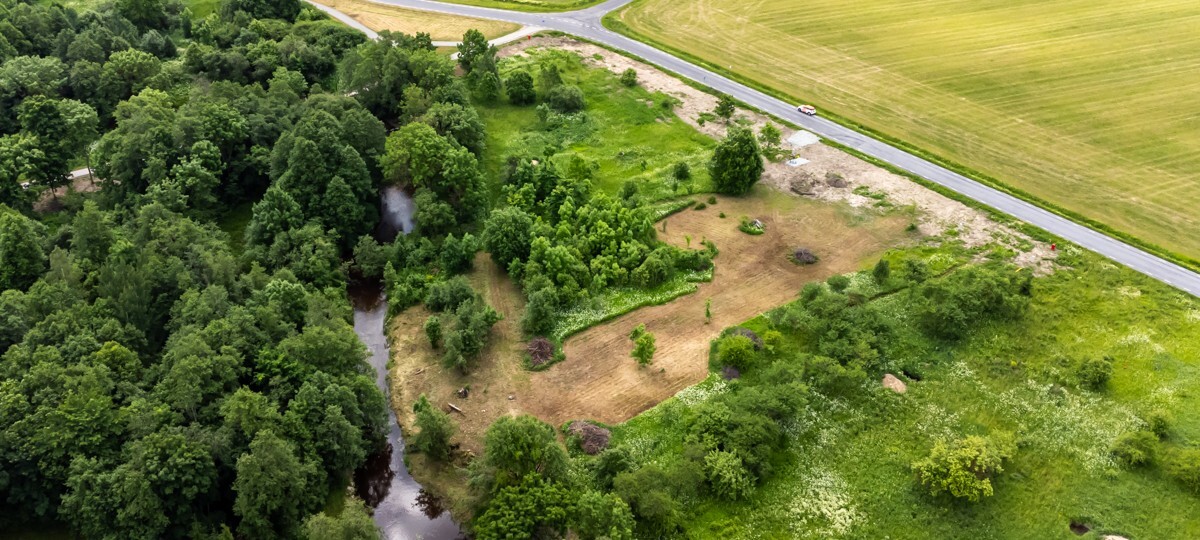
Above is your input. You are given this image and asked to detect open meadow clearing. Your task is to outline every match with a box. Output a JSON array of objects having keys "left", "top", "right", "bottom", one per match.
[
  {"left": 307, "top": 0, "right": 519, "bottom": 40},
  {"left": 612, "top": 0, "right": 1200, "bottom": 261},
  {"left": 615, "top": 246, "right": 1200, "bottom": 539}
]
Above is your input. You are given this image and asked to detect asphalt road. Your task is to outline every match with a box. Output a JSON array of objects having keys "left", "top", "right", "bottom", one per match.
[{"left": 353, "top": 0, "right": 1200, "bottom": 297}]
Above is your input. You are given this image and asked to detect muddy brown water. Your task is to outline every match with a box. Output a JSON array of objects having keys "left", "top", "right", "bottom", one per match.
[{"left": 351, "top": 188, "right": 463, "bottom": 540}]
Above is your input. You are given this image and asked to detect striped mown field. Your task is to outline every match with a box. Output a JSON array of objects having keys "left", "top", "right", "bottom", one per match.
[{"left": 614, "top": 0, "right": 1200, "bottom": 259}]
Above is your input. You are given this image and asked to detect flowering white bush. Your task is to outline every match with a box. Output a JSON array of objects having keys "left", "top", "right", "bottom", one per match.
[{"left": 787, "top": 467, "right": 864, "bottom": 537}]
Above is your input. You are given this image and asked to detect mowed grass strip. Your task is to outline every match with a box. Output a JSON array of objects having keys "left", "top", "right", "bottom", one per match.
[
  {"left": 615, "top": 0, "right": 1200, "bottom": 259},
  {"left": 308, "top": 0, "right": 519, "bottom": 40}
]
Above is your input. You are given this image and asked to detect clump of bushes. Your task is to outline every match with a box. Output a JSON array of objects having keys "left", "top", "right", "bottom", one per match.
[
  {"left": 619, "top": 68, "right": 637, "bottom": 87},
  {"left": 730, "top": 327, "right": 764, "bottom": 350},
  {"left": 1165, "top": 448, "right": 1200, "bottom": 493},
  {"left": 707, "top": 196, "right": 717, "bottom": 205},
  {"left": 716, "top": 334, "right": 757, "bottom": 371},
  {"left": 546, "top": 84, "right": 586, "bottom": 113},
  {"left": 1078, "top": 356, "right": 1114, "bottom": 390},
  {"left": 915, "top": 264, "right": 1030, "bottom": 341},
  {"left": 694, "top": 202, "right": 707, "bottom": 210},
  {"left": 1111, "top": 430, "right": 1156, "bottom": 466},
  {"left": 424, "top": 316, "right": 442, "bottom": 349},
  {"left": 826, "top": 274, "right": 850, "bottom": 292},
  {"left": 738, "top": 217, "right": 764, "bottom": 235}
]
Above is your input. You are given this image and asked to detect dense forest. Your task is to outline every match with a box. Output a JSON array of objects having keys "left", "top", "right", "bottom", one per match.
[
  {"left": 0, "top": 0, "right": 735, "bottom": 536},
  {"left": 0, "top": 0, "right": 498, "bottom": 537}
]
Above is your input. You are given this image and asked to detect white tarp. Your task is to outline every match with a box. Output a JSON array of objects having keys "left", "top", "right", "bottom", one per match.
[{"left": 786, "top": 158, "right": 810, "bottom": 167}]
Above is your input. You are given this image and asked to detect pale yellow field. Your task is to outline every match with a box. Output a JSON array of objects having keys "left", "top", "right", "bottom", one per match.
[
  {"left": 310, "top": 0, "right": 519, "bottom": 40},
  {"left": 615, "top": 0, "right": 1200, "bottom": 260}
]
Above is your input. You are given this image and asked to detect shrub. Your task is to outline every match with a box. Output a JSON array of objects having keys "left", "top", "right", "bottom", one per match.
[
  {"left": 1148, "top": 409, "right": 1173, "bottom": 439},
  {"left": 730, "top": 328, "right": 763, "bottom": 350},
  {"left": 707, "top": 196, "right": 717, "bottom": 205},
  {"left": 1078, "top": 356, "right": 1114, "bottom": 389},
  {"left": 800, "top": 282, "right": 823, "bottom": 302},
  {"left": 547, "top": 84, "right": 585, "bottom": 113},
  {"left": 704, "top": 450, "right": 754, "bottom": 500},
  {"left": 1111, "top": 430, "right": 1157, "bottom": 466},
  {"left": 632, "top": 332, "right": 656, "bottom": 366},
  {"left": 619, "top": 68, "right": 637, "bottom": 87},
  {"left": 827, "top": 274, "right": 850, "bottom": 292},
  {"left": 717, "top": 335, "right": 756, "bottom": 371},
  {"left": 505, "top": 70, "right": 536, "bottom": 105},
  {"left": 412, "top": 395, "right": 455, "bottom": 461},
  {"left": 693, "top": 202, "right": 707, "bottom": 210},
  {"left": 1165, "top": 448, "right": 1200, "bottom": 493},
  {"left": 872, "top": 259, "right": 891, "bottom": 283},
  {"left": 673, "top": 162, "right": 691, "bottom": 181},
  {"left": 762, "top": 330, "right": 783, "bottom": 353},
  {"left": 424, "top": 277, "right": 475, "bottom": 312},
  {"left": 915, "top": 265, "right": 1029, "bottom": 340},
  {"left": 912, "top": 434, "right": 1014, "bottom": 502},
  {"left": 738, "top": 217, "right": 764, "bottom": 235},
  {"left": 625, "top": 324, "right": 646, "bottom": 341},
  {"left": 424, "top": 316, "right": 442, "bottom": 349}
]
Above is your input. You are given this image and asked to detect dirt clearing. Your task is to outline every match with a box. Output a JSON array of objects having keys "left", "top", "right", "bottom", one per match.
[
  {"left": 309, "top": 0, "right": 519, "bottom": 40},
  {"left": 393, "top": 192, "right": 909, "bottom": 459}
]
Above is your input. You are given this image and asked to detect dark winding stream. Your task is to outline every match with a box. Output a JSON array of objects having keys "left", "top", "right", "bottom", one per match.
[{"left": 350, "top": 188, "right": 464, "bottom": 540}]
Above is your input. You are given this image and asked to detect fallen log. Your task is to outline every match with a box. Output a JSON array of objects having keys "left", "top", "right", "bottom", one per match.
[{"left": 448, "top": 403, "right": 464, "bottom": 414}]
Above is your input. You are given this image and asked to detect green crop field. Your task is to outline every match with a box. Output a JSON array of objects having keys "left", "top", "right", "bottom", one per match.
[{"left": 612, "top": 0, "right": 1200, "bottom": 261}]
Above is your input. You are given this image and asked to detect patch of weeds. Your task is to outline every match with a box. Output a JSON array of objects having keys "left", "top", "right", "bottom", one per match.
[{"left": 738, "top": 216, "right": 765, "bottom": 235}]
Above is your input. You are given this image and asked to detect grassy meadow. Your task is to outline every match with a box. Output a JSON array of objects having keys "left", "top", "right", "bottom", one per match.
[
  {"left": 611, "top": 0, "right": 1200, "bottom": 262},
  {"left": 611, "top": 242, "right": 1200, "bottom": 539},
  {"left": 473, "top": 48, "right": 719, "bottom": 343}
]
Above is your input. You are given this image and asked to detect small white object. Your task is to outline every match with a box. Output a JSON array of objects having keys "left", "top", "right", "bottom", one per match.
[{"left": 786, "top": 158, "right": 809, "bottom": 167}]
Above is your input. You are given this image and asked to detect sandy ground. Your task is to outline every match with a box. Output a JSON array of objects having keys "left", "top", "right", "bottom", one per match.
[{"left": 501, "top": 37, "right": 1056, "bottom": 273}]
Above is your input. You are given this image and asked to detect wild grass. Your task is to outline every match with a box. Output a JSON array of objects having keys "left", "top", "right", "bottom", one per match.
[
  {"left": 610, "top": 241, "right": 1200, "bottom": 538},
  {"left": 478, "top": 48, "right": 716, "bottom": 199},
  {"left": 613, "top": 0, "right": 1200, "bottom": 261},
  {"left": 550, "top": 267, "right": 711, "bottom": 342}
]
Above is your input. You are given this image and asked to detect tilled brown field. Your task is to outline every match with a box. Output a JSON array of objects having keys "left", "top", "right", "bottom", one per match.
[{"left": 391, "top": 190, "right": 909, "bottom": 455}]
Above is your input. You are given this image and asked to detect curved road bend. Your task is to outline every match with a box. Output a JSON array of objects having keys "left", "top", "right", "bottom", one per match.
[{"left": 338, "top": 0, "right": 1200, "bottom": 297}]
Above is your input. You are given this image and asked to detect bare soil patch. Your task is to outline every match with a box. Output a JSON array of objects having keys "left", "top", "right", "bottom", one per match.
[
  {"left": 523, "top": 191, "right": 908, "bottom": 426},
  {"left": 309, "top": 0, "right": 519, "bottom": 40}
]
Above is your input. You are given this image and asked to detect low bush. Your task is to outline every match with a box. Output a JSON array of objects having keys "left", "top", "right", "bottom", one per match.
[
  {"left": 1111, "top": 430, "right": 1156, "bottom": 466},
  {"left": 1166, "top": 448, "right": 1200, "bottom": 493},
  {"left": 619, "top": 68, "right": 638, "bottom": 87},
  {"left": 738, "top": 217, "right": 764, "bottom": 235},
  {"left": 547, "top": 84, "right": 586, "bottom": 113},
  {"left": 1078, "top": 356, "right": 1114, "bottom": 390}
]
